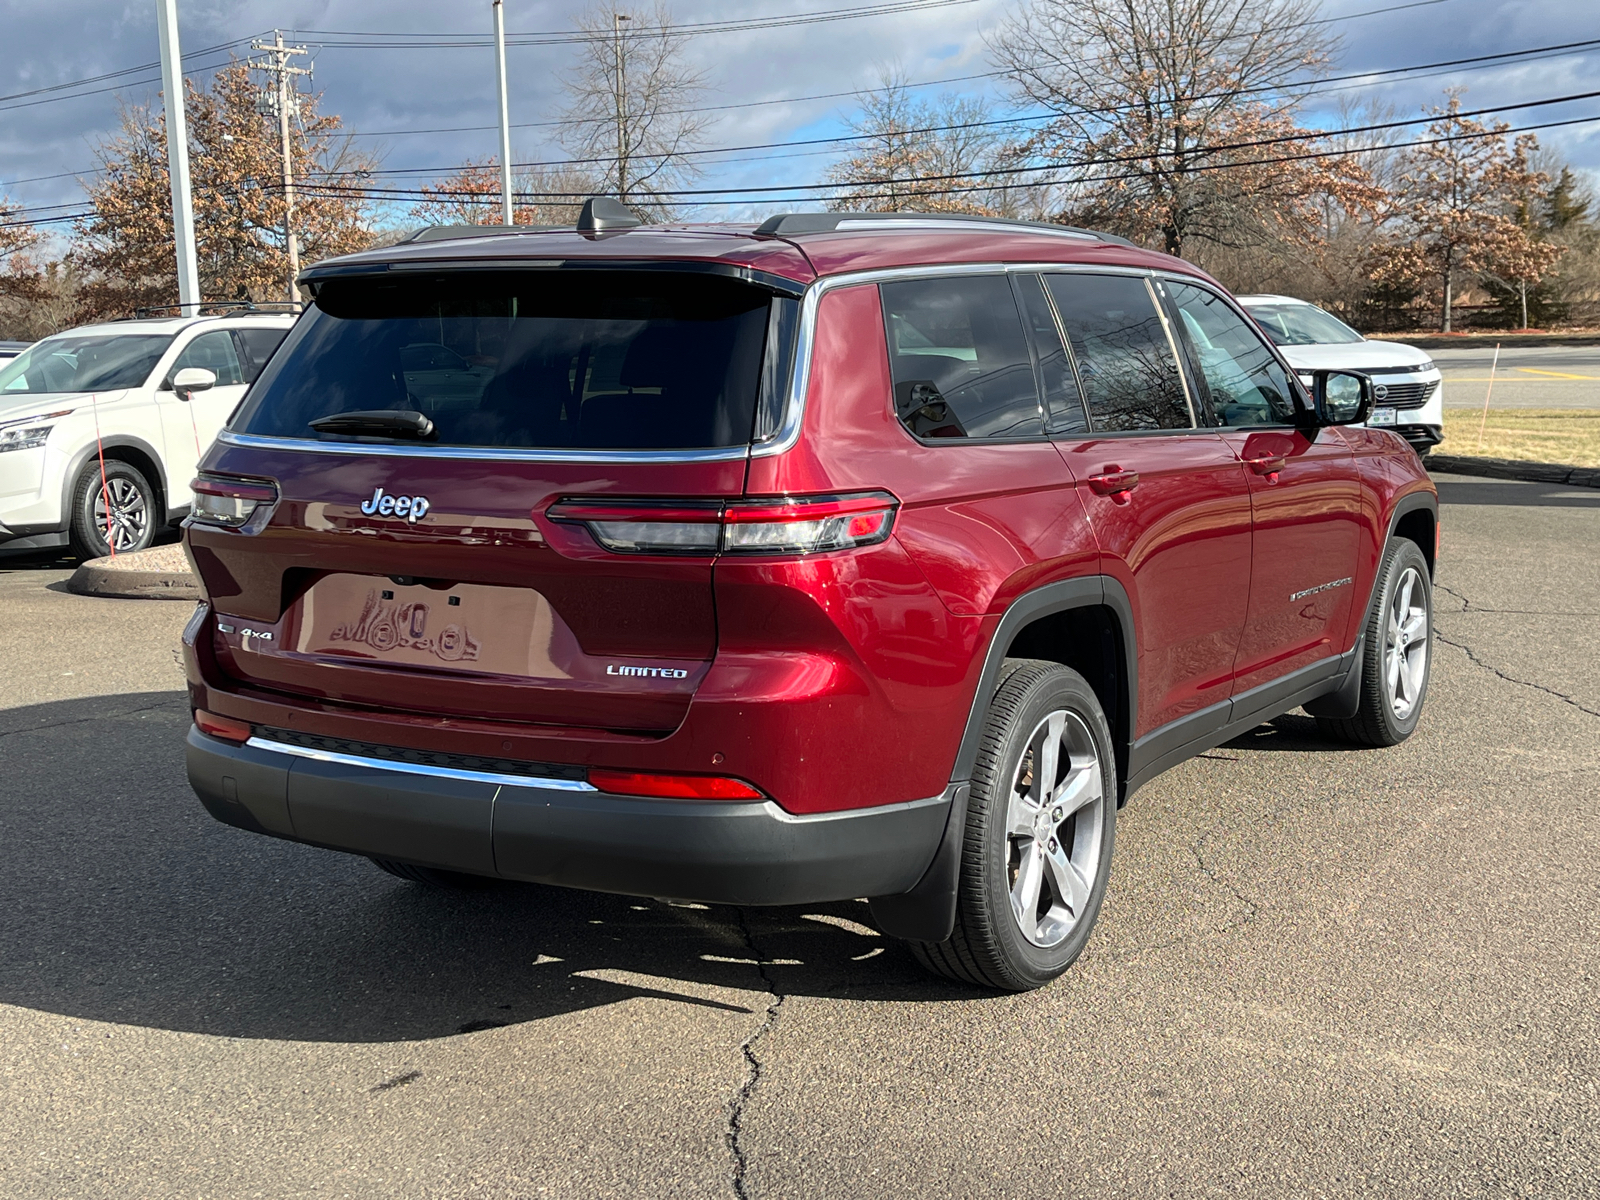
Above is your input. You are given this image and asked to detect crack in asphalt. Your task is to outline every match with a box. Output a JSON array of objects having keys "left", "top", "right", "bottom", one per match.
[
  {"left": 1433, "top": 582, "right": 1599, "bottom": 718},
  {"left": 726, "top": 909, "right": 784, "bottom": 1200},
  {"left": 1190, "top": 833, "right": 1261, "bottom": 930},
  {"left": 1435, "top": 582, "right": 1597, "bottom": 618},
  {"left": 0, "top": 701, "right": 178, "bottom": 740},
  {"left": 1433, "top": 629, "right": 1600, "bottom": 719}
]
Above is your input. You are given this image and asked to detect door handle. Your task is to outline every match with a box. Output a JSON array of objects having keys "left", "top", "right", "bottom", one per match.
[
  {"left": 1087, "top": 467, "right": 1139, "bottom": 504},
  {"left": 1247, "top": 455, "right": 1286, "bottom": 483}
]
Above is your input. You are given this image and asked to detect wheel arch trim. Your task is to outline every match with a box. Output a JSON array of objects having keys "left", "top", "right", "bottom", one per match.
[
  {"left": 949, "top": 574, "right": 1137, "bottom": 787},
  {"left": 59, "top": 435, "right": 172, "bottom": 532}
]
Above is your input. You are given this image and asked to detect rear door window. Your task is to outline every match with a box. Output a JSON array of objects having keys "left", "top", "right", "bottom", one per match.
[
  {"left": 880, "top": 275, "right": 1043, "bottom": 440},
  {"left": 1163, "top": 281, "right": 1298, "bottom": 427},
  {"left": 1044, "top": 274, "right": 1193, "bottom": 431},
  {"left": 233, "top": 271, "right": 776, "bottom": 450}
]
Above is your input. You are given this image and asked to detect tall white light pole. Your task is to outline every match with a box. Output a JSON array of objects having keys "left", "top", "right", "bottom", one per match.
[
  {"left": 493, "top": 0, "right": 514, "bottom": 225},
  {"left": 155, "top": 0, "right": 200, "bottom": 311}
]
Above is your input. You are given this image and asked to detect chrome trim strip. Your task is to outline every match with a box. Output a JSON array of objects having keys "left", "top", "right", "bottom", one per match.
[
  {"left": 217, "top": 429, "right": 750, "bottom": 464},
  {"left": 245, "top": 736, "right": 598, "bottom": 791},
  {"left": 752, "top": 261, "right": 1161, "bottom": 460}
]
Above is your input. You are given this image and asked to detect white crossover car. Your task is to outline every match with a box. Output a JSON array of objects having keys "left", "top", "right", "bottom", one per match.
[
  {"left": 0, "top": 314, "right": 293, "bottom": 558},
  {"left": 1238, "top": 295, "right": 1443, "bottom": 457}
]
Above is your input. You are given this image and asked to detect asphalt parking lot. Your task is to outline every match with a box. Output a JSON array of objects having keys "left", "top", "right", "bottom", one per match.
[
  {"left": 1, "top": 472, "right": 1596, "bottom": 1198},
  {"left": 1432, "top": 344, "right": 1600, "bottom": 409}
]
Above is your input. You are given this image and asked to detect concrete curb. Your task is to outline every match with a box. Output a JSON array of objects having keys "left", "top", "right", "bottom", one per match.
[
  {"left": 1428, "top": 453, "right": 1600, "bottom": 489},
  {"left": 1371, "top": 333, "right": 1600, "bottom": 349},
  {"left": 66, "top": 554, "right": 203, "bottom": 601}
]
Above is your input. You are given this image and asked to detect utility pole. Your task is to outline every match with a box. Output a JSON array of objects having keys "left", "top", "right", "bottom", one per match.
[
  {"left": 155, "top": 0, "right": 200, "bottom": 312},
  {"left": 250, "top": 31, "right": 311, "bottom": 303},
  {"left": 493, "top": 0, "right": 514, "bottom": 225},
  {"left": 612, "top": 12, "right": 630, "bottom": 205}
]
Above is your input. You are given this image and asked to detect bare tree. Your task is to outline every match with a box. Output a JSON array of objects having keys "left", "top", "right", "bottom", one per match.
[
  {"left": 827, "top": 68, "right": 1038, "bottom": 216},
  {"left": 991, "top": 0, "right": 1378, "bottom": 258},
  {"left": 558, "top": 2, "right": 712, "bottom": 220}
]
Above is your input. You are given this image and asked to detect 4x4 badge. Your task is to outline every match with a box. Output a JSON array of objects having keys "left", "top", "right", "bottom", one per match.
[{"left": 360, "top": 487, "right": 431, "bottom": 524}]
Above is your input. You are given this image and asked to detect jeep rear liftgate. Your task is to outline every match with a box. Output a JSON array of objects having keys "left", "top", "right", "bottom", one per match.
[{"left": 187, "top": 267, "right": 798, "bottom": 733}]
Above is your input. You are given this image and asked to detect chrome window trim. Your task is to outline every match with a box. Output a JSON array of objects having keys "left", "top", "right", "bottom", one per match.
[
  {"left": 245, "top": 735, "right": 599, "bottom": 791},
  {"left": 753, "top": 260, "right": 1160, "bottom": 460},
  {"left": 216, "top": 429, "right": 750, "bottom": 464}
]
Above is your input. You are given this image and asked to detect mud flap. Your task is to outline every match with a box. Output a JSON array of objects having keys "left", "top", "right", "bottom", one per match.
[{"left": 867, "top": 783, "right": 969, "bottom": 942}]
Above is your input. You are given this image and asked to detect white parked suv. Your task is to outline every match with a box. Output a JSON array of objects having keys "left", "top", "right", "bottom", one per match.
[
  {"left": 1238, "top": 295, "right": 1443, "bottom": 457},
  {"left": 0, "top": 313, "right": 293, "bottom": 558}
]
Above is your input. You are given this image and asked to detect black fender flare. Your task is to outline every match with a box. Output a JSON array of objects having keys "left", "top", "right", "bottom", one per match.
[
  {"left": 58, "top": 434, "right": 174, "bottom": 529},
  {"left": 870, "top": 574, "right": 1136, "bottom": 943}
]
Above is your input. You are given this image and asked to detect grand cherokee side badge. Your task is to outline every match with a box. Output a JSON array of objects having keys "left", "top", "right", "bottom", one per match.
[{"left": 360, "top": 487, "right": 431, "bottom": 524}]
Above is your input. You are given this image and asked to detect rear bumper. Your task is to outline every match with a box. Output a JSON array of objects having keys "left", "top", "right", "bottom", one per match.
[{"left": 186, "top": 727, "right": 950, "bottom": 905}]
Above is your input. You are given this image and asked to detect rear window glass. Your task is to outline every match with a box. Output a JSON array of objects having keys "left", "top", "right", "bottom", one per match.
[{"left": 233, "top": 271, "right": 775, "bottom": 450}]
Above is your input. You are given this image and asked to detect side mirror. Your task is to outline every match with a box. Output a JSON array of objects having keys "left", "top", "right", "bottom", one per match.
[
  {"left": 1312, "top": 369, "right": 1373, "bottom": 427},
  {"left": 171, "top": 366, "right": 217, "bottom": 401}
]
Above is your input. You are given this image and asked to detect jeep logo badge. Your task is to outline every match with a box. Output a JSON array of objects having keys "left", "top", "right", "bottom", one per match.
[{"left": 360, "top": 487, "right": 430, "bottom": 524}]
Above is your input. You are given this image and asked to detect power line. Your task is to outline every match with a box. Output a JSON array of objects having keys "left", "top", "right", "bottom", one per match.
[
  {"left": 9, "top": 110, "right": 1597, "bottom": 230},
  {"left": 0, "top": 35, "right": 256, "bottom": 105},
  {"left": 283, "top": 94, "right": 1600, "bottom": 203},
  {"left": 292, "top": 0, "right": 979, "bottom": 48},
  {"left": 290, "top": 47, "right": 1600, "bottom": 182}
]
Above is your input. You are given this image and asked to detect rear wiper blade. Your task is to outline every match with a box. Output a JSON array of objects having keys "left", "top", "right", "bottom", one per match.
[{"left": 308, "top": 409, "right": 436, "bottom": 440}]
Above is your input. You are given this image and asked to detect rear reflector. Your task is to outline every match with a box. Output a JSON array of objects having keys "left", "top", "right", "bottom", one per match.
[
  {"left": 545, "top": 491, "right": 897, "bottom": 557},
  {"left": 588, "top": 769, "right": 764, "bottom": 800},
  {"left": 190, "top": 474, "right": 279, "bottom": 529},
  {"left": 194, "top": 709, "right": 252, "bottom": 743}
]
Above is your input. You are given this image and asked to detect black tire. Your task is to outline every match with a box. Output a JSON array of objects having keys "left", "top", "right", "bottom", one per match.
[
  {"left": 909, "top": 659, "right": 1117, "bottom": 992},
  {"left": 68, "top": 459, "right": 158, "bottom": 560},
  {"left": 1316, "top": 537, "right": 1433, "bottom": 747},
  {"left": 369, "top": 857, "right": 501, "bottom": 889}
]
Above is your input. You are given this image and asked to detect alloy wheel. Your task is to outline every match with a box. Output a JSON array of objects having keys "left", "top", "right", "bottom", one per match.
[
  {"left": 92, "top": 476, "right": 150, "bottom": 553},
  {"left": 1385, "top": 565, "right": 1429, "bottom": 720},
  {"left": 1004, "top": 709, "right": 1105, "bottom": 949}
]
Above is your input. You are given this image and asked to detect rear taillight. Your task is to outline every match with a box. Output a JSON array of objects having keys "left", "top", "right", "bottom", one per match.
[
  {"left": 194, "top": 709, "right": 252, "bottom": 743},
  {"left": 588, "top": 769, "right": 765, "bottom": 800},
  {"left": 190, "top": 474, "right": 278, "bottom": 529},
  {"left": 545, "top": 491, "right": 898, "bottom": 557},
  {"left": 544, "top": 499, "right": 722, "bottom": 554}
]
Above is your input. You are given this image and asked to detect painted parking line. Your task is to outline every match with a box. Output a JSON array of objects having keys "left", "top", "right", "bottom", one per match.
[{"left": 1513, "top": 367, "right": 1600, "bottom": 379}]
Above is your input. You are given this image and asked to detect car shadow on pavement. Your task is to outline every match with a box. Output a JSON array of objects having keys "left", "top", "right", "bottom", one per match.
[
  {"left": 1221, "top": 713, "right": 1365, "bottom": 753},
  {"left": 0, "top": 691, "right": 982, "bottom": 1043},
  {"left": 1432, "top": 477, "right": 1600, "bottom": 507}
]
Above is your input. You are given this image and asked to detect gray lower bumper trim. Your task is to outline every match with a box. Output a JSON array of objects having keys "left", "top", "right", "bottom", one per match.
[{"left": 189, "top": 728, "right": 950, "bottom": 906}]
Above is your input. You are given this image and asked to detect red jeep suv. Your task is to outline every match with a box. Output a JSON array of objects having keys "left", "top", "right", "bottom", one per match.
[{"left": 183, "top": 203, "right": 1437, "bottom": 992}]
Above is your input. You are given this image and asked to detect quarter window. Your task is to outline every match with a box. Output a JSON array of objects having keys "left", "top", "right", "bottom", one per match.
[
  {"left": 1044, "top": 274, "right": 1192, "bottom": 432},
  {"left": 880, "top": 275, "right": 1043, "bottom": 440},
  {"left": 1165, "top": 281, "right": 1298, "bottom": 426}
]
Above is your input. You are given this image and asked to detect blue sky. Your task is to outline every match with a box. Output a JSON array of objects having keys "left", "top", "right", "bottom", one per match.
[{"left": 2, "top": 0, "right": 1598, "bottom": 242}]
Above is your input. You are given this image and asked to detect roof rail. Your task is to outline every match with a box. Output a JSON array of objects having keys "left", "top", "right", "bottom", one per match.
[
  {"left": 126, "top": 300, "right": 303, "bottom": 320},
  {"left": 752, "top": 211, "right": 1137, "bottom": 247}
]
